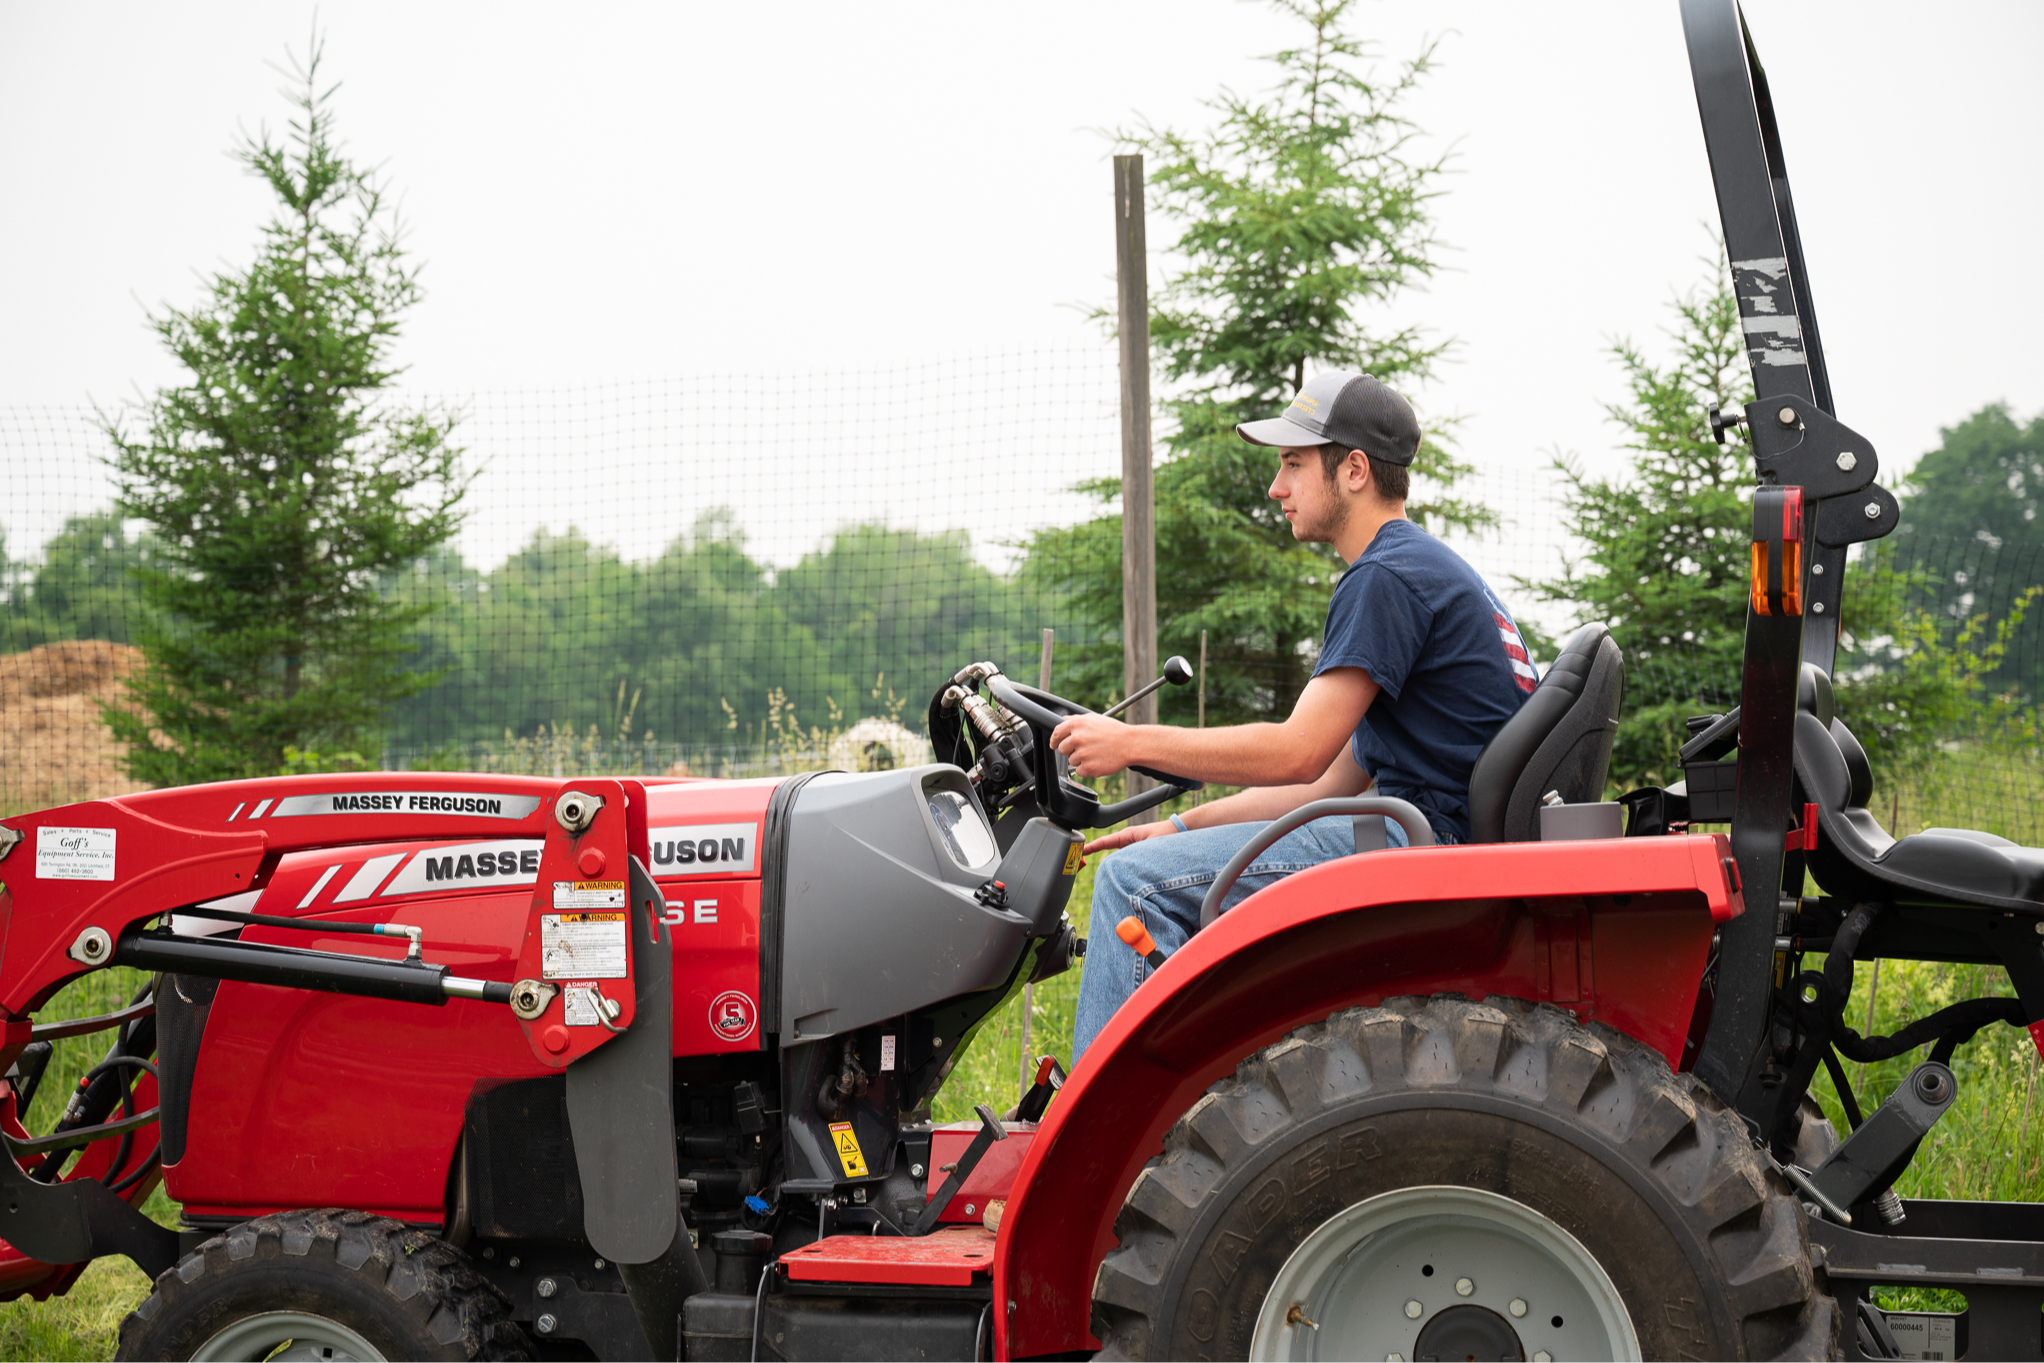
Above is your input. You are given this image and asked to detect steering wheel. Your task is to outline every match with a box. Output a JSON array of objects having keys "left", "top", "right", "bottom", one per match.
[{"left": 985, "top": 676, "right": 1202, "bottom": 830}]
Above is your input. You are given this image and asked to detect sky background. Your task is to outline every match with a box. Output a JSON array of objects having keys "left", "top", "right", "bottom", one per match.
[{"left": 3, "top": 0, "right": 2041, "bottom": 578}]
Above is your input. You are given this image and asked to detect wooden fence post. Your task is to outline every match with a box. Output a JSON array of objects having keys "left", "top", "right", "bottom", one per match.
[{"left": 1115, "top": 153, "right": 1158, "bottom": 821}]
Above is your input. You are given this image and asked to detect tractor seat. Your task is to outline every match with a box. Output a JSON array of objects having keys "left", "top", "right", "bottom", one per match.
[
  {"left": 1794, "top": 665, "right": 2044, "bottom": 910},
  {"left": 1467, "top": 622, "right": 1624, "bottom": 844}
]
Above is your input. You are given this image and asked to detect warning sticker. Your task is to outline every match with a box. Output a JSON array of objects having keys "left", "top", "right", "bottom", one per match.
[
  {"left": 829, "top": 1122, "right": 869, "bottom": 1178},
  {"left": 562, "top": 985, "right": 605, "bottom": 1027},
  {"left": 36, "top": 827, "right": 116, "bottom": 881},
  {"left": 553, "top": 879, "right": 626, "bottom": 910},
  {"left": 1062, "top": 841, "right": 1084, "bottom": 876},
  {"left": 541, "top": 912, "right": 628, "bottom": 979}
]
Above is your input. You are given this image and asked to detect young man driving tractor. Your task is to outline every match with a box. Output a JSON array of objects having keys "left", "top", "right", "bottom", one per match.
[{"left": 1054, "top": 370, "right": 1538, "bottom": 1058}]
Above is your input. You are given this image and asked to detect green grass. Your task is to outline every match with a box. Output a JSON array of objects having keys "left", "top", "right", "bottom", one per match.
[{"left": 0, "top": 1188, "right": 175, "bottom": 1361}]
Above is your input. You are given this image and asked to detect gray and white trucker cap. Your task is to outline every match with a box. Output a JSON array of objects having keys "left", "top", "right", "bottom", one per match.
[{"left": 1236, "top": 370, "right": 1423, "bottom": 466}]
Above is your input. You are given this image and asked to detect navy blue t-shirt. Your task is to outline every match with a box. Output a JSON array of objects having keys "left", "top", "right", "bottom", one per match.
[{"left": 1314, "top": 519, "right": 1536, "bottom": 843}]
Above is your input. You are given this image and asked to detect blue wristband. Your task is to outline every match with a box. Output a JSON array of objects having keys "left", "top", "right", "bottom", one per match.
[{"left": 1170, "top": 814, "right": 1190, "bottom": 834}]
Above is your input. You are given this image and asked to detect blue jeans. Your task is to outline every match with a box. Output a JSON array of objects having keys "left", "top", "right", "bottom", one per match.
[{"left": 1070, "top": 814, "right": 1411, "bottom": 1062}]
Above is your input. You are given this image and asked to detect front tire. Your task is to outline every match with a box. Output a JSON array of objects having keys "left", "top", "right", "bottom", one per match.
[
  {"left": 1090, "top": 995, "right": 1837, "bottom": 1361},
  {"left": 117, "top": 1209, "right": 529, "bottom": 1361}
]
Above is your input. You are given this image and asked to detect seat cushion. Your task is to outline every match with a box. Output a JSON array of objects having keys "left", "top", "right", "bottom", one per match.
[
  {"left": 1796, "top": 710, "right": 2044, "bottom": 909},
  {"left": 1878, "top": 831, "right": 2044, "bottom": 908}
]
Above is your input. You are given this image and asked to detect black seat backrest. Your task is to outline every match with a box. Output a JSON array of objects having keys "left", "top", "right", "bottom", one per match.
[
  {"left": 1797, "top": 663, "right": 1875, "bottom": 808},
  {"left": 1467, "top": 622, "right": 1624, "bottom": 844}
]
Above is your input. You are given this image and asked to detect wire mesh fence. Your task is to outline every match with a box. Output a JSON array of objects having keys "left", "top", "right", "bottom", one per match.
[{"left": 3, "top": 348, "right": 2040, "bottom": 846}]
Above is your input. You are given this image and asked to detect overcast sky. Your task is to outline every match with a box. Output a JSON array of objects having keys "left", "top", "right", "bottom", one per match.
[{"left": 4, "top": 0, "right": 2040, "bottom": 560}]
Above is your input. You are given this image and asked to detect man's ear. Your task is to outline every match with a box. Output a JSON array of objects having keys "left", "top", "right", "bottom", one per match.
[{"left": 1345, "top": 448, "right": 1372, "bottom": 494}]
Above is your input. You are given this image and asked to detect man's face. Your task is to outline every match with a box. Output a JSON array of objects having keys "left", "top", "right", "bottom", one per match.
[{"left": 1268, "top": 445, "right": 1355, "bottom": 543}]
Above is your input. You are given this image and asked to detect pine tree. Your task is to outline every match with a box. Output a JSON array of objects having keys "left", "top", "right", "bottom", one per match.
[
  {"left": 1519, "top": 268, "right": 1756, "bottom": 786},
  {"left": 105, "top": 36, "right": 466, "bottom": 784},
  {"left": 1024, "top": 0, "right": 1485, "bottom": 722},
  {"left": 1526, "top": 262, "right": 2032, "bottom": 790}
]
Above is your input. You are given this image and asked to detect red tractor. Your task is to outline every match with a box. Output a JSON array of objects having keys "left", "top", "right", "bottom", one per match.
[{"left": 0, "top": 4, "right": 2037, "bottom": 1358}]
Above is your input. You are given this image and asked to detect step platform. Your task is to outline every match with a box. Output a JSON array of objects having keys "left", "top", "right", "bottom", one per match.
[{"left": 777, "top": 1225, "right": 995, "bottom": 1287}]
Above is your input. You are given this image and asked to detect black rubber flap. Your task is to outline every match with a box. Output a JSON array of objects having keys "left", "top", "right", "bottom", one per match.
[
  {"left": 567, "top": 856, "right": 678, "bottom": 1265},
  {"left": 0, "top": 1144, "right": 177, "bottom": 1277}
]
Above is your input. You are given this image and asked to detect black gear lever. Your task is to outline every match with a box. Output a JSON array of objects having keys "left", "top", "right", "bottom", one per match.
[{"left": 1101, "top": 655, "right": 1195, "bottom": 719}]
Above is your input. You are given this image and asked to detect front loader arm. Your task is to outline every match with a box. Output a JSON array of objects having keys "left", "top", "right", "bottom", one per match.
[{"left": 0, "top": 772, "right": 665, "bottom": 1296}]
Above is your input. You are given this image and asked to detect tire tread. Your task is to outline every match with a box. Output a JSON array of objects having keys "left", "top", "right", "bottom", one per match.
[
  {"left": 1090, "top": 994, "right": 1839, "bottom": 1361},
  {"left": 116, "top": 1208, "right": 530, "bottom": 1362}
]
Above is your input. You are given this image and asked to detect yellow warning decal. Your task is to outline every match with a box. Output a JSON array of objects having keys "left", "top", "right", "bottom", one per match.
[
  {"left": 1062, "top": 842, "right": 1085, "bottom": 876},
  {"left": 829, "top": 1122, "right": 869, "bottom": 1178},
  {"left": 553, "top": 880, "right": 627, "bottom": 910}
]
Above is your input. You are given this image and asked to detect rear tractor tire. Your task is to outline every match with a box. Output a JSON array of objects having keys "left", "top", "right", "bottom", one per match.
[
  {"left": 1091, "top": 995, "right": 1838, "bottom": 1361},
  {"left": 117, "top": 1208, "right": 530, "bottom": 1362}
]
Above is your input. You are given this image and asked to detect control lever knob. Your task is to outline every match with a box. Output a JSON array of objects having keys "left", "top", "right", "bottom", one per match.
[
  {"left": 1104, "top": 655, "right": 1198, "bottom": 719},
  {"left": 1708, "top": 402, "right": 1748, "bottom": 446}
]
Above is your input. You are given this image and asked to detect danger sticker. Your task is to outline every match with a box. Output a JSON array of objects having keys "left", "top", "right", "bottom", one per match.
[
  {"left": 829, "top": 1122, "right": 869, "bottom": 1178},
  {"left": 540, "top": 912, "right": 628, "bottom": 980},
  {"left": 552, "top": 879, "right": 626, "bottom": 910},
  {"left": 36, "top": 827, "right": 115, "bottom": 881},
  {"left": 1062, "top": 841, "right": 1085, "bottom": 876},
  {"left": 563, "top": 986, "right": 604, "bottom": 1027}
]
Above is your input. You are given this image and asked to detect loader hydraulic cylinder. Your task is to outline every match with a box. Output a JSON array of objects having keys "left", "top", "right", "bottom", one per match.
[{"left": 113, "top": 926, "right": 512, "bottom": 1008}]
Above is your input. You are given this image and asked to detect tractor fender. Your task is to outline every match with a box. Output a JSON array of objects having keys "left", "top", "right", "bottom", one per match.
[{"left": 993, "top": 832, "right": 1741, "bottom": 1359}]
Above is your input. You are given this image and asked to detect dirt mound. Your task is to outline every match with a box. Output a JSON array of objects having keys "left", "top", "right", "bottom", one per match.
[{"left": 0, "top": 641, "right": 150, "bottom": 813}]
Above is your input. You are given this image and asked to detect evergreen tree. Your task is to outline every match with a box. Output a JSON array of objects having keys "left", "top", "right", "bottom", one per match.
[
  {"left": 105, "top": 37, "right": 466, "bottom": 784},
  {"left": 1520, "top": 270, "right": 1755, "bottom": 786},
  {"left": 1024, "top": 0, "right": 1484, "bottom": 723},
  {"left": 1526, "top": 263, "right": 2032, "bottom": 790}
]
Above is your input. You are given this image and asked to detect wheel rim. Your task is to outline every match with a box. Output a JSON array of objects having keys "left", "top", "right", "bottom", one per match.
[
  {"left": 189, "top": 1310, "right": 386, "bottom": 1362},
  {"left": 1249, "top": 1184, "right": 1641, "bottom": 1362}
]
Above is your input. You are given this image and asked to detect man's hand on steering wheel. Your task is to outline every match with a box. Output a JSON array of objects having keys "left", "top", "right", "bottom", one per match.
[{"left": 1050, "top": 712, "right": 1140, "bottom": 781}]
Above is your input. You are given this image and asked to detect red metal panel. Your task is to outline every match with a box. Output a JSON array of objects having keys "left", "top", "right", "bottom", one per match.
[
  {"left": 169, "top": 883, "right": 543, "bottom": 1219},
  {"left": 928, "top": 1123, "right": 1035, "bottom": 1222},
  {"left": 644, "top": 778, "right": 776, "bottom": 1053},
  {"left": 780, "top": 1226, "right": 995, "bottom": 1286},
  {"left": 994, "top": 833, "right": 1741, "bottom": 1359},
  {"left": 659, "top": 878, "right": 763, "bottom": 1053}
]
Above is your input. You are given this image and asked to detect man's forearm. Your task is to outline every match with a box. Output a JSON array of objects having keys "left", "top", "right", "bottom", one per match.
[
  {"left": 1118, "top": 721, "right": 1327, "bottom": 787},
  {"left": 1180, "top": 780, "right": 1322, "bottom": 829}
]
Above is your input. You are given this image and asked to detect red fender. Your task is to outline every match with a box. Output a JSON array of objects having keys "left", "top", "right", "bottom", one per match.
[{"left": 992, "top": 832, "right": 1741, "bottom": 1359}]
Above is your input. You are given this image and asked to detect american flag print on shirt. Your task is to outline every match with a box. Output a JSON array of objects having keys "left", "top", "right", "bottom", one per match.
[{"left": 1486, "top": 587, "right": 1539, "bottom": 694}]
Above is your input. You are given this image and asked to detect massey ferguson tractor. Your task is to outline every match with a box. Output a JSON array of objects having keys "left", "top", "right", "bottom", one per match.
[{"left": 0, "top": 3, "right": 2037, "bottom": 1358}]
